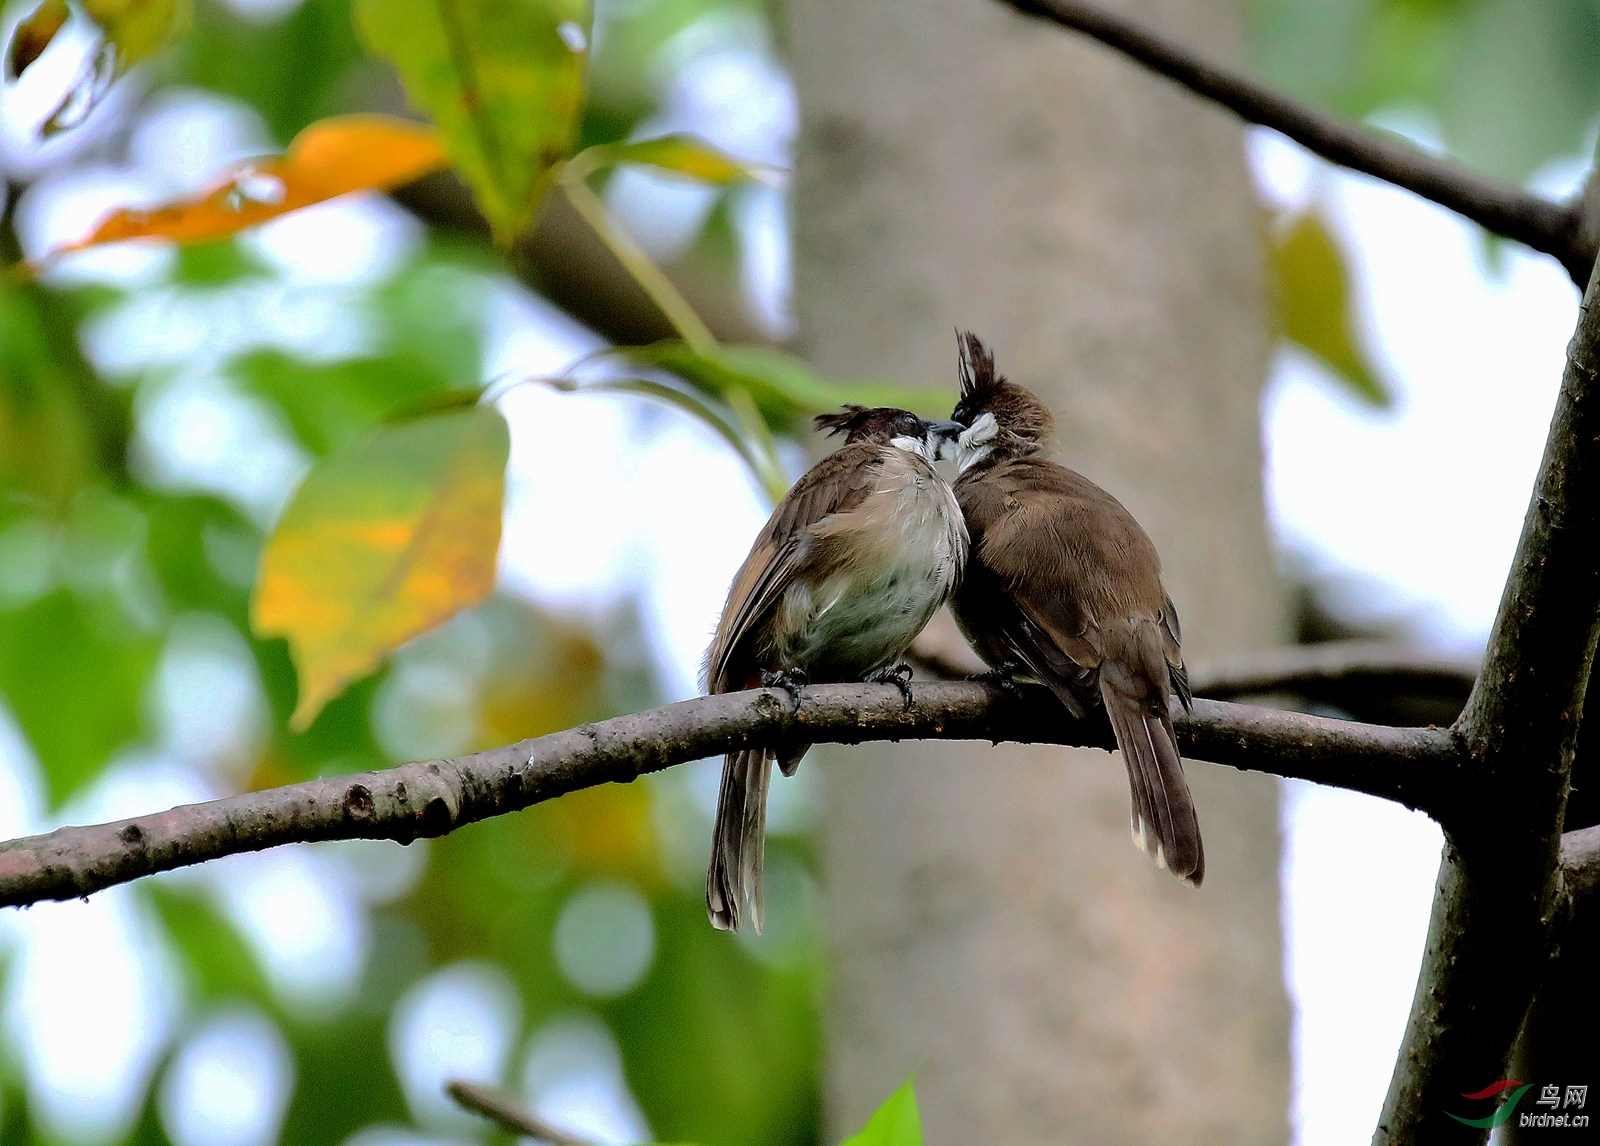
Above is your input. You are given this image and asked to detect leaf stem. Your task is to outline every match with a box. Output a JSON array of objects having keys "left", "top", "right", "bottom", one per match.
[
  {"left": 447, "top": 1081, "right": 591, "bottom": 1145},
  {"left": 558, "top": 169, "right": 719, "bottom": 356},
  {"left": 725, "top": 384, "right": 789, "bottom": 503}
]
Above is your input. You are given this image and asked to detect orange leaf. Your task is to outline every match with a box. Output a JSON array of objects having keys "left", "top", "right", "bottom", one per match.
[{"left": 43, "top": 114, "right": 447, "bottom": 261}]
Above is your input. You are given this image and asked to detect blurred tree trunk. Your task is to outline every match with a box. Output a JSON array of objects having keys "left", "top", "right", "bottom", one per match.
[{"left": 783, "top": 0, "right": 1290, "bottom": 1142}]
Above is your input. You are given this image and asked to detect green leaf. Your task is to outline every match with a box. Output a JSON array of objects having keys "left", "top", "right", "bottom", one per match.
[
  {"left": 252, "top": 405, "right": 510, "bottom": 730},
  {"left": 603, "top": 342, "right": 954, "bottom": 430},
  {"left": 355, "top": 0, "right": 589, "bottom": 244},
  {"left": 0, "top": 279, "right": 126, "bottom": 515},
  {"left": 571, "top": 132, "right": 770, "bottom": 185},
  {"left": 1268, "top": 209, "right": 1391, "bottom": 408},
  {"left": 841, "top": 1077, "right": 922, "bottom": 1146},
  {"left": 0, "top": 589, "right": 159, "bottom": 805}
]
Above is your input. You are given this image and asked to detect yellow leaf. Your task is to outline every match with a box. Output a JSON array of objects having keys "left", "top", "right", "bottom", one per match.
[
  {"left": 252, "top": 406, "right": 510, "bottom": 731},
  {"left": 356, "top": 0, "right": 589, "bottom": 245},
  {"left": 1268, "top": 209, "right": 1391, "bottom": 408},
  {"left": 42, "top": 115, "right": 448, "bottom": 262},
  {"left": 6, "top": 0, "right": 69, "bottom": 79}
]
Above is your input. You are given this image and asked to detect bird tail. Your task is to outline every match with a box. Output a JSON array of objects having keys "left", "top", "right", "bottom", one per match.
[
  {"left": 707, "top": 748, "right": 774, "bottom": 931},
  {"left": 1099, "top": 671, "right": 1204, "bottom": 886}
]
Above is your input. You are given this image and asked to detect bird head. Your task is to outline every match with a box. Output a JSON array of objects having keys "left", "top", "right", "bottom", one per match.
[
  {"left": 944, "top": 331, "right": 1055, "bottom": 469},
  {"left": 814, "top": 405, "right": 960, "bottom": 462}
]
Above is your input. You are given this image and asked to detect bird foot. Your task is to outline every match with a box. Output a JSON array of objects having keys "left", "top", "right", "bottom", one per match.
[
  {"left": 967, "top": 661, "right": 1026, "bottom": 702},
  {"left": 760, "top": 668, "right": 809, "bottom": 714},
  {"left": 868, "top": 662, "right": 915, "bottom": 709}
]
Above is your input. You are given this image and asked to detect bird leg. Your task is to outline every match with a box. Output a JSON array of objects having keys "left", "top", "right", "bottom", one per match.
[
  {"left": 868, "top": 662, "right": 915, "bottom": 709},
  {"left": 759, "top": 667, "right": 809, "bottom": 714},
  {"left": 967, "top": 660, "right": 1027, "bottom": 702}
]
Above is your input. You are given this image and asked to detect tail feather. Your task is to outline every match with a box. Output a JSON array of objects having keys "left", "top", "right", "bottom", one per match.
[
  {"left": 1099, "top": 676, "right": 1204, "bottom": 886},
  {"left": 706, "top": 748, "right": 774, "bottom": 931}
]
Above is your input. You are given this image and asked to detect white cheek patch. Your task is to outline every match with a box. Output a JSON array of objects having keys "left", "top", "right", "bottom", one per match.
[
  {"left": 962, "top": 412, "right": 998, "bottom": 447},
  {"left": 891, "top": 433, "right": 931, "bottom": 460},
  {"left": 955, "top": 412, "right": 998, "bottom": 470}
]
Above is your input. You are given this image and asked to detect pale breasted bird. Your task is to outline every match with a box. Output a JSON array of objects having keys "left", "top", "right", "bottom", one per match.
[
  {"left": 704, "top": 405, "right": 968, "bottom": 930},
  {"left": 938, "top": 333, "right": 1203, "bottom": 884}
]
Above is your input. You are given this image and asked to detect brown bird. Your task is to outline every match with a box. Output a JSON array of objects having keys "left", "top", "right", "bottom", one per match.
[
  {"left": 704, "top": 405, "right": 968, "bottom": 930},
  {"left": 939, "top": 333, "right": 1203, "bottom": 884}
]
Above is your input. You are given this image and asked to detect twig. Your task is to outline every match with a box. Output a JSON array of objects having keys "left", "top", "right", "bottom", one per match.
[
  {"left": 447, "top": 1080, "right": 591, "bottom": 1145},
  {"left": 998, "top": 0, "right": 1595, "bottom": 286},
  {"left": 911, "top": 636, "right": 1478, "bottom": 716},
  {"left": 0, "top": 681, "right": 1459, "bottom": 909},
  {"left": 1187, "top": 640, "right": 1478, "bottom": 700}
]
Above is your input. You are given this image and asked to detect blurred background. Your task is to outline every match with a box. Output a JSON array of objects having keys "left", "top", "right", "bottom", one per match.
[{"left": 0, "top": 0, "right": 1592, "bottom": 1143}]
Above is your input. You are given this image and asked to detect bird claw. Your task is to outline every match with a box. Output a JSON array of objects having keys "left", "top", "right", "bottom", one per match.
[
  {"left": 967, "top": 661, "right": 1025, "bottom": 702},
  {"left": 869, "top": 662, "right": 915, "bottom": 709},
  {"left": 760, "top": 668, "right": 809, "bottom": 713}
]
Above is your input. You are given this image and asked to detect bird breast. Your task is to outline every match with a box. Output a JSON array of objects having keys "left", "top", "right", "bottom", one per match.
[{"left": 771, "top": 447, "right": 966, "bottom": 677}]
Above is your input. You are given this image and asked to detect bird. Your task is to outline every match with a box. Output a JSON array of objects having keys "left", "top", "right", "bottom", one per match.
[
  {"left": 704, "top": 404, "right": 968, "bottom": 930},
  {"left": 938, "top": 332, "right": 1203, "bottom": 884}
]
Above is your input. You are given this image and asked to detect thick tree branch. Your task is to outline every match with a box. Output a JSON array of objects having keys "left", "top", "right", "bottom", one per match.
[
  {"left": 1509, "top": 826, "right": 1600, "bottom": 1141},
  {"left": 0, "top": 682, "right": 1457, "bottom": 909},
  {"left": 1377, "top": 262, "right": 1600, "bottom": 1142},
  {"left": 999, "top": 0, "right": 1595, "bottom": 286}
]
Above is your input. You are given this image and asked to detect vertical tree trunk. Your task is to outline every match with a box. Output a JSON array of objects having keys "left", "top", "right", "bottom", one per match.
[{"left": 783, "top": 1, "right": 1289, "bottom": 1142}]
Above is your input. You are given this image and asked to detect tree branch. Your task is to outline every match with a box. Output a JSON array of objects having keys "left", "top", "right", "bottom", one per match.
[
  {"left": 1509, "top": 826, "right": 1600, "bottom": 1135},
  {"left": 998, "top": 0, "right": 1595, "bottom": 286},
  {"left": 1377, "top": 260, "right": 1600, "bottom": 1141},
  {"left": 0, "top": 682, "right": 1458, "bottom": 909}
]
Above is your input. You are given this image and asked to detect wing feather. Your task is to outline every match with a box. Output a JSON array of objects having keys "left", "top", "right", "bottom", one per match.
[{"left": 705, "top": 441, "right": 881, "bottom": 692}]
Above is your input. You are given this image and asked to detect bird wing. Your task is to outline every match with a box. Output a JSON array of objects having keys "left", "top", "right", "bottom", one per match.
[
  {"left": 956, "top": 460, "right": 1106, "bottom": 711},
  {"left": 705, "top": 441, "right": 881, "bottom": 692}
]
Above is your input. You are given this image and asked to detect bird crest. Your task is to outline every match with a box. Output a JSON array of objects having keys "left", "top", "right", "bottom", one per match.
[
  {"left": 957, "top": 330, "right": 1005, "bottom": 403},
  {"left": 813, "top": 404, "right": 873, "bottom": 437}
]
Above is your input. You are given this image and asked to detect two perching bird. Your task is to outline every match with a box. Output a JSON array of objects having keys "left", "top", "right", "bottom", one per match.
[{"left": 704, "top": 333, "right": 1199, "bottom": 932}]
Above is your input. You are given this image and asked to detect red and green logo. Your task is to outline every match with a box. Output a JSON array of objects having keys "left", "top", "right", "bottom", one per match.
[{"left": 1447, "top": 1080, "right": 1532, "bottom": 1128}]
